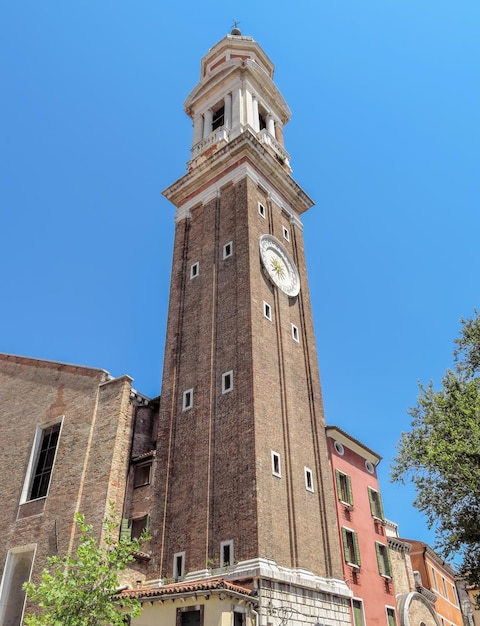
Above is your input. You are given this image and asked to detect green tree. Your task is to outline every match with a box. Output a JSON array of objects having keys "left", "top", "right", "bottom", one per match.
[
  {"left": 23, "top": 506, "right": 146, "bottom": 625},
  {"left": 391, "top": 312, "right": 480, "bottom": 591}
]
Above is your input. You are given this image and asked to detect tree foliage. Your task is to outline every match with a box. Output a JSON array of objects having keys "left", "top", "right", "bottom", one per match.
[
  {"left": 391, "top": 312, "right": 480, "bottom": 591},
  {"left": 23, "top": 506, "right": 146, "bottom": 625}
]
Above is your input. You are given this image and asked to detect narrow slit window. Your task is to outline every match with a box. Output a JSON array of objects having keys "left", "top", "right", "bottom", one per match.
[
  {"left": 304, "top": 467, "right": 314, "bottom": 492},
  {"left": 271, "top": 451, "right": 281, "bottom": 477},
  {"left": 182, "top": 389, "right": 193, "bottom": 411},
  {"left": 223, "top": 241, "right": 233, "bottom": 259},
  {"left": 264, "top": 302, "right": 272, "bottom": 321},
  {"left": 220, "top": 540, "right": 233, "bottom": 567},
  {"left": 291, "top": 324, "right": 299, "bottom": 342},
  {"left": 283, "top": 226, "right": 290, "bottom": 241},
  {"left": 173, "top": 552, "right": 185, "bottom": 581},
  {"left": 222, "top": 371, "right": 233, "bottom": 394},
  {"left": 258, "top": 202, "right": 265, "bottom": 218},
  {"left": 190, "top": 262, "right": 199, "bottom": 279}
]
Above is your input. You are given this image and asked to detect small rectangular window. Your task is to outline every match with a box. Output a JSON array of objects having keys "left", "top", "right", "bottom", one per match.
[
  {"left": 271, "top": 451, "right": 281, "bottom": 477},
  {"left": 291, "top": 324, "right": 299, "bottom": 342},
  {"left": 131, "top": 515, "right": 150, "bottom": 540},
  {"left": 173, "top": 551, "right": 185, "bottom": 581},
  {"left": 220, "top": 540, "right": 233, "bottom": 567},
  {"left": 264, "top": 301, "right": 272, "bottom": 320},
  {"left": 342, "top": 528, "right": 361, "bottom": 567},
  {"left": 283, "top": 226, "right": 290, "bottom": 241},
  {"left": 233, "top": 611, "right": 246, "bottom": 626},
  {"left": 223, "top": 241, "right": 233, "bottom": 259},
  {"left": 375, "top": 542, "right": 392, "bottom": 577},
  {"left": 183, "top": 388, "right": 193, "bottom": 411},
  {"left": 133, "top": 462, "right": 152, "bottom": 488},
  {"left": 222, "top": 371, "right": 233, "bottom": 394},
  {"left": 304, "top": 467, "right": 314, "bottom": 492},
  {"left": 258, "top": 202, "right": 265, "bottom": 218},
  {"left": 190, "top": 262, "right": 199, "bottom": 279},
  {"left": 431, "top": 566, "right": 438, "bottom": 590},
  {"left": 386, "top": 607, "right": 397, "bottom": 626},
  {"left": 335, "top": 469, "right": 353, "bottom": 506},
  {"left": 177, "top": 607, "right": 203, "bottom": 626},
  {"left": 368, "top": 487, "right": 385, "bottom": 520},
  {"left": 212, "top": 104, "right": 225, "bottom": 130}
]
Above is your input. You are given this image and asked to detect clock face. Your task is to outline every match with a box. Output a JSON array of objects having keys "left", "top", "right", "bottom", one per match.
[{"left": 259, "top": 234, "right": 300, "bottom": 297}]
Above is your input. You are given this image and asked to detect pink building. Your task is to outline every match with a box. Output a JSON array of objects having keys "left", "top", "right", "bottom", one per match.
[{"left": 326, "top": 426, "right": 399, "bottom": 626}]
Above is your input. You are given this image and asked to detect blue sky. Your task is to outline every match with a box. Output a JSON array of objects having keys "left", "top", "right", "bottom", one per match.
[{"left": 1, "top": 1, "right": 479, "bottom": 559}]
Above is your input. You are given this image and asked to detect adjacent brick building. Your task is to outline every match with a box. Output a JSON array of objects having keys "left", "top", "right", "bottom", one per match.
[{"left": 0, "top": 353, "right": 147, "bottom": 624}]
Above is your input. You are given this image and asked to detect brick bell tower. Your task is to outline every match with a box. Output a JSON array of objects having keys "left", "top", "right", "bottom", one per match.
[{"left": 153, "top": 28, "right": 351, "bottom": 623}]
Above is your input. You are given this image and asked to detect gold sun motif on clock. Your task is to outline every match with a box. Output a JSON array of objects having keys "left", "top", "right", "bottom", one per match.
[{"left": 270, "top": 257, "right": 286, "bottom": 279}]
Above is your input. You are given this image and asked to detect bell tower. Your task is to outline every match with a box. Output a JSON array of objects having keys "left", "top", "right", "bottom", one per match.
[{"left": 152, "top": 29, "right": 351, "bottom": 624}]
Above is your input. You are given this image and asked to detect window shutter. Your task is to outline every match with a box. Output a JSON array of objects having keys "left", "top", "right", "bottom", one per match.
[
  {"left": 120, "top": 518, "right": 132, "bottom": 541},
  {"left": 368, "top": 487, "right": 375, "bottom": 516},
  {"left": 377, "top": 491, "right": 385, "bottom": 520},
  {"left": 353, "top": 532, "right": 361, "bottom": 567},
  {"left": 375, "top": 542, "right": 383, "bottom": 574},
  {"left": 341, "top": 528, "right": 350, "bottom": 562},
  {"left": 335, "top": 470, "right": 342, "bottom": 500},
  {"left": 346, "top": 475, "right": 354, "bottom": 505},
  {"left": 385, "top": 545, "right": 393, "bottom": 577}
]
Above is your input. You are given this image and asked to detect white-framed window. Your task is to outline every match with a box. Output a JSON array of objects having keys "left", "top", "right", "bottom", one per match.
[
  {"left": 386, "top": 607, "right": 397, "bottom": 626},
  {"left": 21, "top": 418, "right": 63, "bottom": 504},
  {"left": 375, "top": 542, "right": 392, "bottom": 578},
  {"left": 223, "top": 241, "right": 233, "bottom": 259},
  {"left": 0, "top": 544, "right": 36, "bottom": 626},
  {"left": 173, "top": 551, "right": 185, "bottom": 581},
  {"left": 291, "top": 324, "right": 299, "bottom": 342},
  {"left": 222, "top": 371, "right": 233, "bottom": 394},
  {"left": 431, "top": 566, "right": 438, "bottom": 590},
  {"left": 334, "top": 440, "right": 345, "bottom": 455},
  {"left": 335, "top": 469, "right": 353, "bottom": 506},
  {"left": 342, "top": 527, "right": 361, "bottom": 568},
  {"left": 368, "top": 487, "right": 385, "bottom": 521},
  {"left": 283, "top": 226, "right": 290, "bottom": 241},
  {"left": 190, "top": 262, "right": 199, "bottom": 279},
  {"left": 352, "top": 599, "right": 365, "bottom": 626},
  {"left": 220, "top": 540, "right": 234, "bottom": 567},
  {"left": 304, "top": 467, "right": 314, "bottom": 492},
  {"left": 271, "top": 451, "right": 281, "bottom": 477},
  {"left": 182, "top": 388, "right": 194, "bottom": 411},
  {"left": 263, "top": 301, "right": 272, "bottom": 321},
  {"left": 258, "top": 202, "right": 266, "bottom": 218}
]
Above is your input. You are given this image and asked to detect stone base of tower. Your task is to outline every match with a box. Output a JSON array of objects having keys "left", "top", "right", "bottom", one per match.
[
  {"left": 185, "top": 558, "right": 353, "bottom": 626},
  {"left": 126, "top": 560, "right": 352, "bottom": 626}
]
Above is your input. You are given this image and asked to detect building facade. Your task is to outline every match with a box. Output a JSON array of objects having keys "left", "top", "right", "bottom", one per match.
[
  {"left": 326, "top": 426, "right": 399, "bottom": 626},
  {"left": 402, "top": 540, "right": 464, "bottom": 626},
  {"left": 0, "top": 353, "right": 147, "bottom": 624}
]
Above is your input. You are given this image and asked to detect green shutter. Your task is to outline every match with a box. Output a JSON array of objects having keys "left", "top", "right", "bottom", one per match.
[
  {"left": 352, "top": 531, "right": 361, "bottom": 567},
  {"left": 368, "top": 488, "right": 375, "bottom": 516},
  {"left": 346, "top": 475, "right": 354, "bottom": 506},
  {"left": 352, "top": 600, "right": 365, "bottom": 626},
  {"left": 385, "top": 544, "right": 393, "bottom": 577},
  {"left": 120, "top": 518, "right": 132, "bottom": 541},
  {"left": 377, "top": 491, "right": 385, "bottom": 520},
  {"left": 341, "top": 528, "right": 350, "bottom": 563},
  {"left": 375, "top": 542, "right": 383, "bottom": 574},
  {"left": 335, "top": 470, "right": 343, "bottom": 500},
  {"left": 387, "top": 608, "right": 397, "bottom": 626}
]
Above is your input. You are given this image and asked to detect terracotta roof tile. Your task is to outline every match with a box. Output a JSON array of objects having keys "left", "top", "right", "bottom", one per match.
[{"left": 120, "top": 577, "right": 254, "bottom": 600}]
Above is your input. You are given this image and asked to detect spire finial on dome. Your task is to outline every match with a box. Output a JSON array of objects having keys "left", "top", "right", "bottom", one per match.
[{"left": 231, "top": 20, "right": 241, "bottom": 36}]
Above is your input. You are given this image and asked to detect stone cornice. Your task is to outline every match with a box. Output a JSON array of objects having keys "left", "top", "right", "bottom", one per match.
[
  {"left": 163, "top": 131, "right": 312, "bottom": 227},
  {"left": 387, "top": 536, "right": 412, "bottom": 553}
]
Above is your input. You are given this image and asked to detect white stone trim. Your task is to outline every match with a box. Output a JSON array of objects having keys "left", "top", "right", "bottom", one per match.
[{"left": 173, "top": 162, "right": 304, "bottom": 230}]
